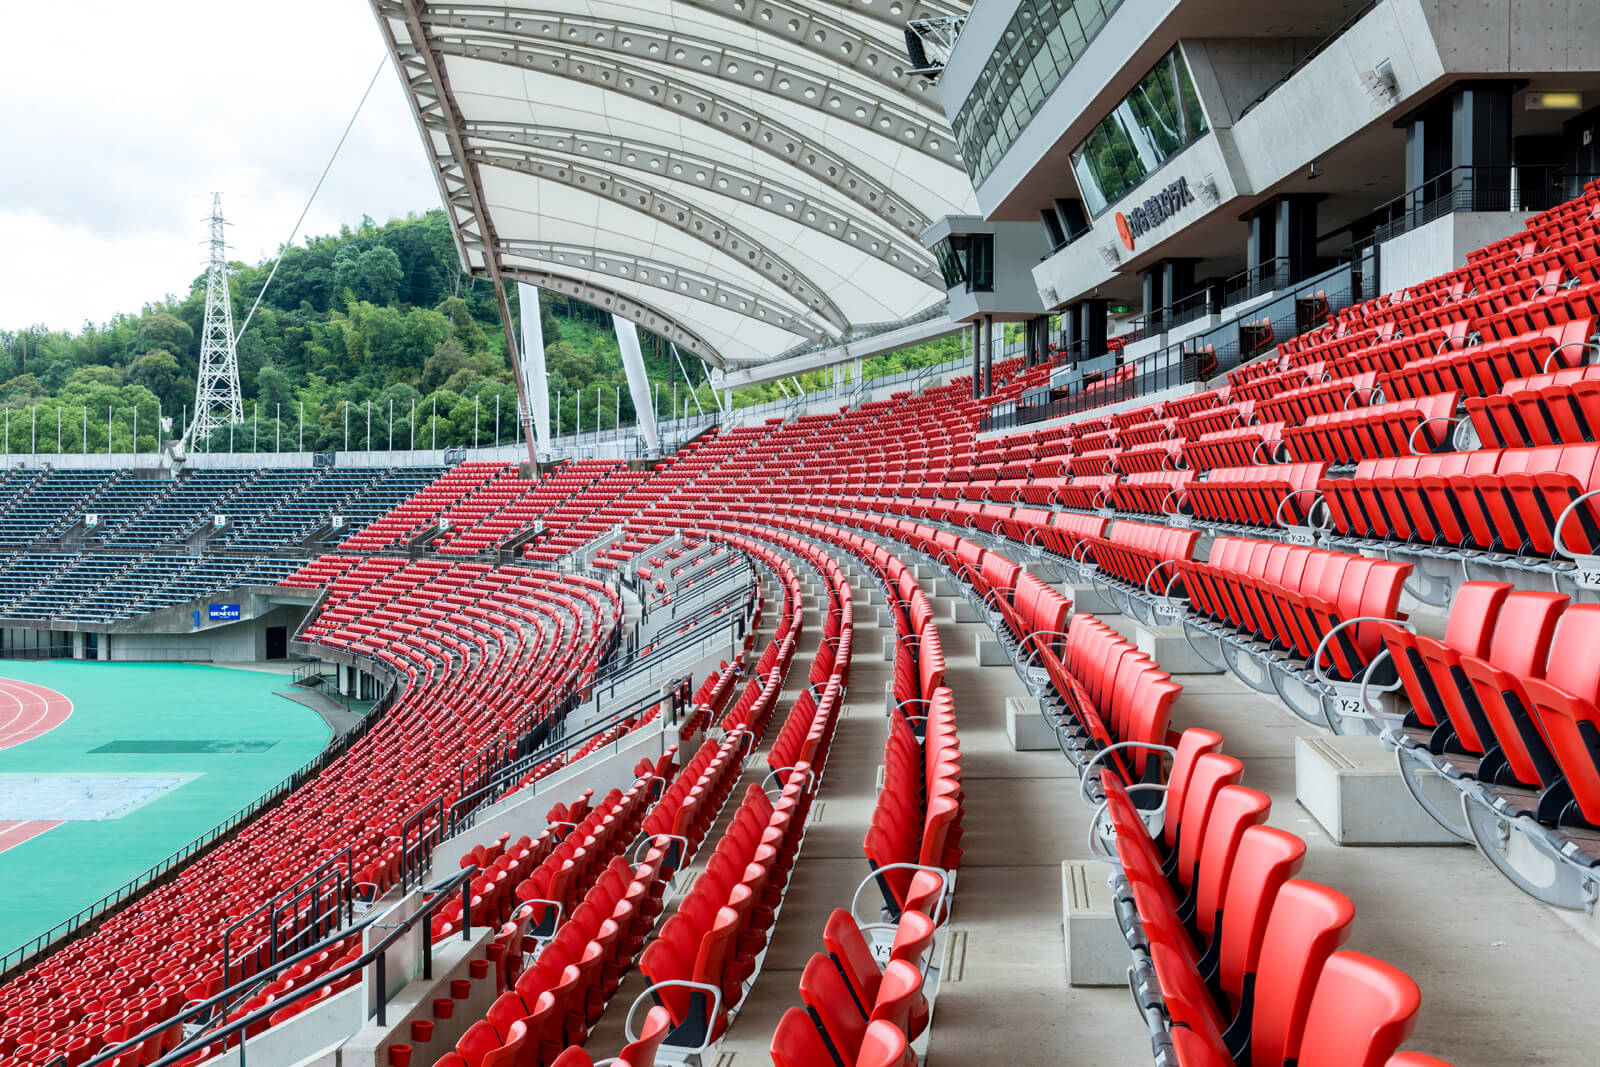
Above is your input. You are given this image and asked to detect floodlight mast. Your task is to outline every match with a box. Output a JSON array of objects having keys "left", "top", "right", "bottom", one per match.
[{"left": 183, "top": 193, "right": 245, "bottom": 451}]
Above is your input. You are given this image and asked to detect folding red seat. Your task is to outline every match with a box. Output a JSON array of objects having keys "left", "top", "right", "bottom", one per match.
[
  {"left": 1454, "top": 591, "right": 1569, "bottom": 790},
  {"left": 1295, "top": 952, "right": 1422, "bottom": 1067},
  {"left": 1379, "top": 580, "right": 1511, "bottom": 742},
  {"left": 1519, "top": 605, "right": 1600, "bottom": 828}
]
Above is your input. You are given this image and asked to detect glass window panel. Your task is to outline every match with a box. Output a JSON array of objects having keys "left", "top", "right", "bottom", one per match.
[
  {"left": 951, "top": 0, "right": 1128, "bottom": 186},
  {"left": 1066, "top": 45, "right": 1210, "bottom": 215}
]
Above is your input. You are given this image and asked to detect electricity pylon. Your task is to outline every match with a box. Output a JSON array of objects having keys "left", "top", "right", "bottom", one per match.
[{"left": 185, "top": 193, "right": 243, "bottom": 450}]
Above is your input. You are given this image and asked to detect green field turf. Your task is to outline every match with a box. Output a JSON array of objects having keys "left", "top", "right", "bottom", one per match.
[{"left": 0, "top": 662, "right": 332, "bottom": 956}]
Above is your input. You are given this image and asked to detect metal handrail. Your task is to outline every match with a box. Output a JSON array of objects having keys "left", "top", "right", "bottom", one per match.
[{"left": 65, "top": 867, "right": 479, "bottom": 1067}]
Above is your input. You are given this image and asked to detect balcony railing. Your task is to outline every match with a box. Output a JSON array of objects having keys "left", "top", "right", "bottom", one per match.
[{"left": 1367, "top": 164, "right": 1600, "bottom": 244}]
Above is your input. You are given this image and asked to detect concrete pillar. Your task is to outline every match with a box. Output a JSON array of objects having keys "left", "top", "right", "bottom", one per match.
[
  {"left": 1080, "top": 299, "right": 1108, "bottom": 360},
  {"left": 97, "top": 635, "right": 109, "bottom": 661},
  {"left": 982, "top": 314, "right": 995, "bottom": 396},
  {"left": 1162, "top": 260, "right": 1196, "bottom": 309},
  {"left": 613, "top": 316, "right": 660, "bottom": 455},
  {"left": 1276, "top": 197, "right": 1319, "bottom": 285},
  {"left": 970, "top": 320, "right": 982, "bottom": 399},
  {"left": 1404, "top": 99, "right": 1453, "bottom": 217},
  {"left": 1141, "top": 266, "right": 1165, "bottom": 331},
  {"left": 1061, "top": 302, "right": 1081, "bottom": 361},
  {"left": 1452, "top": 85, "right": 1514, "bottom": 211},
  {"left": 1247, "top": 206, "right": 1276, "bottom": 275},
  {"left": 517, "top": 283, "right": 551, "bottom": 459}
]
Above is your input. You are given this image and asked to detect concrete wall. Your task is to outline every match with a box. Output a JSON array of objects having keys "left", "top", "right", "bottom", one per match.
[
  {"left": 1378, "top": 211, "right": 1538, "bottom": 295},
  {"left": 1226, "top": 0, "right": 1443, "bottom": 194},
  {"left": 1419, "top": 0, "right": 1600, "bottom": 72},
  {"left": 102, "top": 604, "right": 307, "bottom": 662},
  {"left": 1184, "top": 38, "right": 1316, "bottom": 127}
]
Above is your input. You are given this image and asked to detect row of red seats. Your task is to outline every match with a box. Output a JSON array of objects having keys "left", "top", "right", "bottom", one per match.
[
  {"left": 1091, "top": 730, "right": 1453, "bottom": 1066},
  {"left": 1382, "top": 584, "right": 1600, "bottom": 837}
]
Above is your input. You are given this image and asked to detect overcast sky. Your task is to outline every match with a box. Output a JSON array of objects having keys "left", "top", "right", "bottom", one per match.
[{"left": 0, "top": 1, "right": 443, "bottom": 333}]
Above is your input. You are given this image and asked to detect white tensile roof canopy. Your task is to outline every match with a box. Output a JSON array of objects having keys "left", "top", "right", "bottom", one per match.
[{"left": 371, "top": 0, "right": 977, "bottom": 369}]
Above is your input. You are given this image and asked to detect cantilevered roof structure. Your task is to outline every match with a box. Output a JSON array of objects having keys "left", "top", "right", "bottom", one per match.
[{"left": 370, "top": 0, "right": 977, "bottom": 372}]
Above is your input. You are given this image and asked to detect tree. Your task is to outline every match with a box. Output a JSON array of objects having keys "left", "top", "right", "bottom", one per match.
[
  {"left": 135, "top": 313, "right": 194, "bottom": 360},
  {"left": 128, "top": 350, "right": 187, "bottom": 413},
  {"left": 335, "top": 245, "right": 404, "bottom": 306},
  {"left": 423, "top": 337, "right": 470, "bottom": 391},
  {"left": 257, "top": 363, "right": 296, "bottom": 414}
]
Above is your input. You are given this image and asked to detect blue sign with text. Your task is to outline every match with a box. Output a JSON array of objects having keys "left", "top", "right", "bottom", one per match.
[{"left": 208, "top": 603, "right": 241, "bottom": 622}]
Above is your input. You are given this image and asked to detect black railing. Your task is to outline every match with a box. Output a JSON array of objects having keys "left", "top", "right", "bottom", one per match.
[
  {"left": 1223, "top": 257, "right": 1293, "bottom": 306},
  {"left": 1368, "top": 165, "right": 1600, "bottom": 244},
  {"left": 981, "top": 349, "right": 1204, "bottom": 432},
  {"left": 983, "top": 266, "right": 1363, "bottom": 433},
  {"left": 63, "top": 866, "right": 480, "bottom": 1067}
]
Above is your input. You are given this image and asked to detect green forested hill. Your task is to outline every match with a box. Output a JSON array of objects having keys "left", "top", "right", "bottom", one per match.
[{"left": 0, "top": 210, "right": 962, "bottom": 453}]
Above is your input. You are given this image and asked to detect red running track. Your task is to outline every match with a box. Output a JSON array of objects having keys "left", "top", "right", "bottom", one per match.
[
  {"left": 0, "top": 680, "right": 73, "bottom": 854},
  {"left": 0, "top": 678, "right": 72, "bottom": 751},
  {"left": 0, "top": 821, "right": 58, "bottom": 855}
]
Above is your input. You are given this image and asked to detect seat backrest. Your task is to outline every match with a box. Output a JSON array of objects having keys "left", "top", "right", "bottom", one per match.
[
  {"left": 1295, "top": 952, "right": 1421, "bottom": 1067},
  {"left": 823, "top": 909, "right": 882, "bottom": 1012},
  {"left": 1541, "top": 603, "right": 1600, "bottom": 703},
  {"left": 770, "top": 1007, "right": 835, "bottom": 1067},
  {"left": 1161, "top": 729, "right": 1225, "bottom": 851},
  {"left": 1175, "top": 754, "right": 1247, "bottom": 884},
  {"left": 1250, "top": 880, "right": 1357, "bottom": 1067},
  {"left": 1442, "top": 581, "right": 1512, "bottom": 656},
  {"left": 855, "top": 1020, "right": 911, "bottom": 1067},
  {"left": 1191, "top": 786, "right": 1272, "bottom": 941},
  {"left": 1216, "top": 826, "right": 1308, "bottom": 1004},
  {"left": 1485, "top": 591, "right": 1570, "bottom": 679},
  {"left": 799, "top": 951, "right": 867, "bottom": 1062},
  {"left": 866, "top": 959, "right": 924, "bottom": 1037},
  {"left": 619, "top": 1005, "right": 673, "bottom": 1066}
]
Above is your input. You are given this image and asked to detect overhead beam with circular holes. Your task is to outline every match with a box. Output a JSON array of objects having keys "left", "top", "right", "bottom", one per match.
[
  {"left": 500, "top": 266, "right": 729, "bottom": 366},
  {"left": 496, "top": 239, "right": 830, "bottom": 341},
  {"left": 466, "top": 132, "right": 937, "bottom": 284}
]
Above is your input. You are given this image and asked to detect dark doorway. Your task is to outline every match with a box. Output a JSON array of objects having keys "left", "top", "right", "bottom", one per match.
[{"left": 266, "top": 626, "right": 288, "bottom": 660}]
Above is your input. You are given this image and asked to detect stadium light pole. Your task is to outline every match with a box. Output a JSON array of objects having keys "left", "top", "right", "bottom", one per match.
[
  {"left": 366, "top": 400, "right": 371, "bottom": 452},
  {"left": 31, "top": 406, "right": 36, "bottom": 456},
  {"left": 343, "top": 401, "right": 349, "bottom": 452},
  {"left": 298, "top": 402, "right": 303, "bottom": 452},
  {"left": 108, "top": 406, "right": 113, "bottom": 457},
  {"left": 82, "top": 406, "right": 87, "bottom": 454},
  {"left": 276, "top": 404, "right": 281, "bottom": 453},
  {"left": 388, "top": 398, "right": 394, "bottom": 451},
  {"left": 252, "top": 402, "right": 257, "bottom": 453},
  {"left": 431, "top": 396, "right": 437, "bottom": 449},
  {"left": 4, "top": 409, "right": 8, "bottom": 457},
  {"left": 495, "top": 394, "right": 500, "bottom": 447},
  {"left": 410, "top": 398, "right": 416, "bottom": 450},
  {"left": 474, "top": 394, "right": 480, "bottom": 447}
]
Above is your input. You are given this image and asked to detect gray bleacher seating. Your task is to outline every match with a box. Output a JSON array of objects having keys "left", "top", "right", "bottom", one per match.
[{"left": 0, "top": 464, "right": 448, "bottom": 624}]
